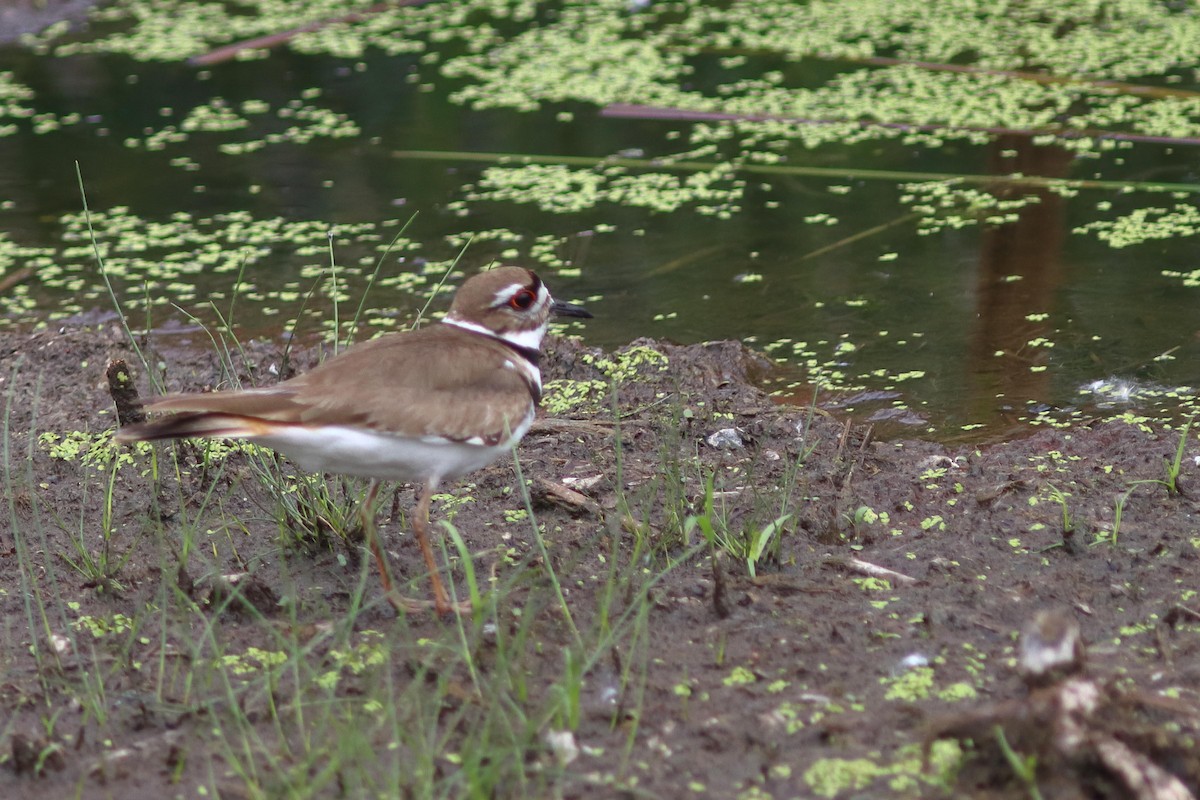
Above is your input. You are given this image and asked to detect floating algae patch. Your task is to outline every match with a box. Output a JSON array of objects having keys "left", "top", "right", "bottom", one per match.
[
  {"left": 40, "top": 0, "right": 1200, "bottom": 160},
  {"left": 45, "top": 0, "right": 394, "bottom": 62},
  {"left": 0, "top": 71, "right": 35, "bottom": 136},
  {"left": 442, "top": 10, "right": 694, "bottom": 112},
  {"left": 1076, "top": 204, "right": 1200, "bottom": 249},
  {"left": 458, "top": 163, "right": 745, "bottom": 217},
  {"left": 26, "top": 0, "right": 1200, "bottom": 167},
  {"left": 901, "top": 181, "right": 1046, "bottom": 234},
  {"left": 32, "top": 0, "right": 527, "bottom": 63},
  {"left": 431, "top": 0, "right": 1200, "bottom": 157},
  {"left": 124, "top": 92, "right": 361, "bottom": 165},
  {"left": 1, "top": 207, "right": 423, "bottom": 333}
]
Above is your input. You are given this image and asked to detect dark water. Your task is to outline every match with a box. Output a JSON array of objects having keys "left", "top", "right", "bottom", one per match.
[{"left": 4, "top": 42, "right": 1200, "bottom": 439}]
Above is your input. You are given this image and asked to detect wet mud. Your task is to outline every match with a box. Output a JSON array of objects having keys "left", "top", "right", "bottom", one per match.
[{"left": 3, "top": 324, "right": 1200, "bottom": 798}]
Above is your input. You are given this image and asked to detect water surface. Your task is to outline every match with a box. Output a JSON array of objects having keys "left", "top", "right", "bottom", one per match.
[{"left": 3, "top": 2, "right": 1200, "bottom": 439}]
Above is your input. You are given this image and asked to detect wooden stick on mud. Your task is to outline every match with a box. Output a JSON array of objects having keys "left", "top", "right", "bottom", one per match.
[
  {"left": 710, "top": 547, "right": 732, "bottom": 618},
  {"left": 106, "top": 359, "right": 145, "bottom": 427},
  {"left": 826, "top": 556, "right": 919, "bottom": 586},
  {"left": 531, "top": 477, "right": 603, "bottom": 518}
]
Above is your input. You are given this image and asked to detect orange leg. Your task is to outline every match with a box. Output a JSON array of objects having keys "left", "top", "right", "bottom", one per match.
[
  {"left": 362, "top": 480, "right": 395, "bottom": 594},
  {"left": 412, "top": 479, "right": 471, "bottom": 616},
  {"left": 363, "top": 478, "right": 470, "bottom": 616}
]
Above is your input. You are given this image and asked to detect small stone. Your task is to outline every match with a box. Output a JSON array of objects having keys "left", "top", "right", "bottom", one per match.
[
  {"left": 544, "top": 730, "right": 579, "bottom": 766},
  {"left": 1019, "top": 608, "right": 1085, "bottom": 687},
  {"left": 897, "top": 652, "right": 930, "bottom": 672},
  {"left": 706, "top": 428, "right": 744, "bottom": 449}
]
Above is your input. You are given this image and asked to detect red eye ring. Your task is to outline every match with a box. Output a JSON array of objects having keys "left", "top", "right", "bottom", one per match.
[{"left": 509, "top": 289, "right": 536, "bottom": 310}]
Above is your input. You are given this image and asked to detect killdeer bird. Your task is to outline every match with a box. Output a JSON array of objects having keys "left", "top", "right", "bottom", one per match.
[{"left": 116, "top": 267, "right": 591, "bottom": 615}]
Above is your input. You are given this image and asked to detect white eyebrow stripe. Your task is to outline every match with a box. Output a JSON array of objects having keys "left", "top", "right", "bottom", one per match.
[{"left": 490, "top": 283, "right": 529, "bottom": 306}]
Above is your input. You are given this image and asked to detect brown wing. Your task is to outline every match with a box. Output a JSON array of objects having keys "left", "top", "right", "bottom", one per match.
[
  {"left": 290, "top": 328, "right": 536, "bottom": 443},
  {"left": 123, "top": 327, "right": 537, "bottom": 445}
]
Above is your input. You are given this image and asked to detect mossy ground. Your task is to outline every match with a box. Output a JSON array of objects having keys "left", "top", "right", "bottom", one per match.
[{"left": 4, "top": 325, "right": 1200, "bottom": 798}]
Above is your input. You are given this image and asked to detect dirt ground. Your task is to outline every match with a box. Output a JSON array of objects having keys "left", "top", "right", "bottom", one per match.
[{"left": 4, "top": 322, "right": 1200, "bottom": 799}]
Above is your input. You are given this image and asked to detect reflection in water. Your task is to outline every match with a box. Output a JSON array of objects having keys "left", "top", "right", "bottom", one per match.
[{"left": 969, "top": 137, "right": 1074, "bottom": 425}]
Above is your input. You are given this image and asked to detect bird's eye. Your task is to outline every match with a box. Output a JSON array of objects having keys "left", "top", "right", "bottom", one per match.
[{"left": 509, "top": 289, "right": 536, "bottom": 310}]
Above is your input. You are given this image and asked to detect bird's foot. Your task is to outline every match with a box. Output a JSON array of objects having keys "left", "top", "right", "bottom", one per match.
[{"left": 383, "top": 590, "right": 472, "bottom": 617}]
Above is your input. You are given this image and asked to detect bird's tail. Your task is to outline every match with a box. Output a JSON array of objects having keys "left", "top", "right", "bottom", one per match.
[{"left": 116, "top": 413, "right": 276, "bottom": 443}]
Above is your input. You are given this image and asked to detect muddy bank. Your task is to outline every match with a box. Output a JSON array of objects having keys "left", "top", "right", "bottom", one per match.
[{"left": 3, "top": 324, "right": 1200, "bottom": 798}]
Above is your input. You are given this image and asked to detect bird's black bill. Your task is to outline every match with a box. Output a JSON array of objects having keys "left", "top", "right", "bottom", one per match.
[{"left": 551, "top": 299, "right": 593, "bottom": 319}]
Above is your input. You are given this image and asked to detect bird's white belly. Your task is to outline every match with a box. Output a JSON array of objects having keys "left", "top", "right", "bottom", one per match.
[{"left": 251, "top": 413, "right": 533, "bottom": 483}]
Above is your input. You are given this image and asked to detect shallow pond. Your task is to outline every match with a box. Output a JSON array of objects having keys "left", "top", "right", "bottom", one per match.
[{"left": 3, "top": 0, "right": 1200, "bottom": 439}]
